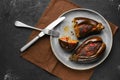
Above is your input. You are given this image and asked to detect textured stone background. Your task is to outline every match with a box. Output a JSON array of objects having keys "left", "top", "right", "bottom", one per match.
[{"left": 0, "top": 0, "right": 120, "bottom": 80}]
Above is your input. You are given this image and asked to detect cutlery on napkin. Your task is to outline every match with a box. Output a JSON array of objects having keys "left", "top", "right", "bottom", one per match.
[
  {"left": 15, "top": 21, "right": 60, "bottom": 37},
  {"left": 15, "top": 17, "right": 65, "bottom": 52}
]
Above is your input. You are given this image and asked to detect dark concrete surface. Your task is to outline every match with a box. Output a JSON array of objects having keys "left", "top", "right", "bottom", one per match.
[{"left": 0, "top": 0, "right": 120, "bottom": 80}]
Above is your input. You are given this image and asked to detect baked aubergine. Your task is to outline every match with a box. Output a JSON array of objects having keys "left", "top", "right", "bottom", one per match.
[
  {"left": 59, "top": 36, "right": 78, "bottom": 52},
  {"left": 73, "top": 17, "right": 104, "bottom": 39},
  {"left": 69, "top": 36, "right": 106, "bottom": 62}
]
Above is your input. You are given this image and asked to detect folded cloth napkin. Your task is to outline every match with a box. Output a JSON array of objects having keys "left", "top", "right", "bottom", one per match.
[{"left": 21, "top": 0, "right": 118, "bottom": 80}]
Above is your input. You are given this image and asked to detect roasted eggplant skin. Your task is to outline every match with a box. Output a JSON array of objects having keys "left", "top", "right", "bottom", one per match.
[
  {"left": 59, "top": 37, "right": 78, "bottom": 52},
  {"left": 73, "top": 17, "right": 104, "bottom": 39},
  {"left": 69, "top": 36, "right": 106, "bottom": 62}
]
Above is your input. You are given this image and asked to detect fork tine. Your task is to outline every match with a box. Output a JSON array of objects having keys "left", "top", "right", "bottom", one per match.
[
  {"left": 48, "top": 30, "right": 60, "bottom": 37},
  {"left": 42, "top": 29, "right": 59, "bottom": 37}
]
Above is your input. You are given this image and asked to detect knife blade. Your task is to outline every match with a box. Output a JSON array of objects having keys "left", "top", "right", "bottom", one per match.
[{"left": 20, "top": 16, "right": 65, "bottom": 52}]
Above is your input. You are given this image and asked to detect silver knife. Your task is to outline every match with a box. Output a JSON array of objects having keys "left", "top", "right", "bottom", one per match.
[{"left": 20, "top": 16, "right": 65, "bottom": 52}]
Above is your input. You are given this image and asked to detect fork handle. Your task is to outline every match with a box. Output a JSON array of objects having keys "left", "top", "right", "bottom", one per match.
[{"left": 15, "top": 21, "right": 42, "bottom": 31}]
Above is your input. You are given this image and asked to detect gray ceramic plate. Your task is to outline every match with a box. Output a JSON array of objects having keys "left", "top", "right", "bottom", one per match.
[{"left": 50, "top": 8, "right": 113, "bottom": 70}]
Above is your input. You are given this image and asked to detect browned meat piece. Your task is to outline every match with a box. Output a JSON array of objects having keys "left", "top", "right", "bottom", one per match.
[
  {"left": 73, "top": 17, "right": 104, "bottom": 39},
  {"left": 69, "top": 36, "right": 106, "bottom": 62}
]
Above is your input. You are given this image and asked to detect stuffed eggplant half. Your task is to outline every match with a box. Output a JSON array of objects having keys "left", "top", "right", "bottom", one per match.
[
  {"left": 69, "top": 36, "right": 106, "bottom": 62},
  {"left": 73, "top": 17, "right": 104, "bottom": 39},
  {"left": 59, "top": 36, "right": 79, "bottom": 52}
]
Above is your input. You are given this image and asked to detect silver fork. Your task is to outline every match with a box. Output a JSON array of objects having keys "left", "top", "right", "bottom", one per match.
[{"left": 15, "top": 21, "right": 59, "bottom": 37}]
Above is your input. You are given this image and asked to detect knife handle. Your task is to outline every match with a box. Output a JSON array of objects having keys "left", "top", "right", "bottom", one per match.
[{"left": 20, "top": 36, "right": 40, "bottom": 52}]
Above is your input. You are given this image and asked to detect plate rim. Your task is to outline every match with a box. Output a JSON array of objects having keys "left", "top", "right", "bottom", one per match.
[{"left": 50, "top": 8, "right": 113, "bottom": 70}]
